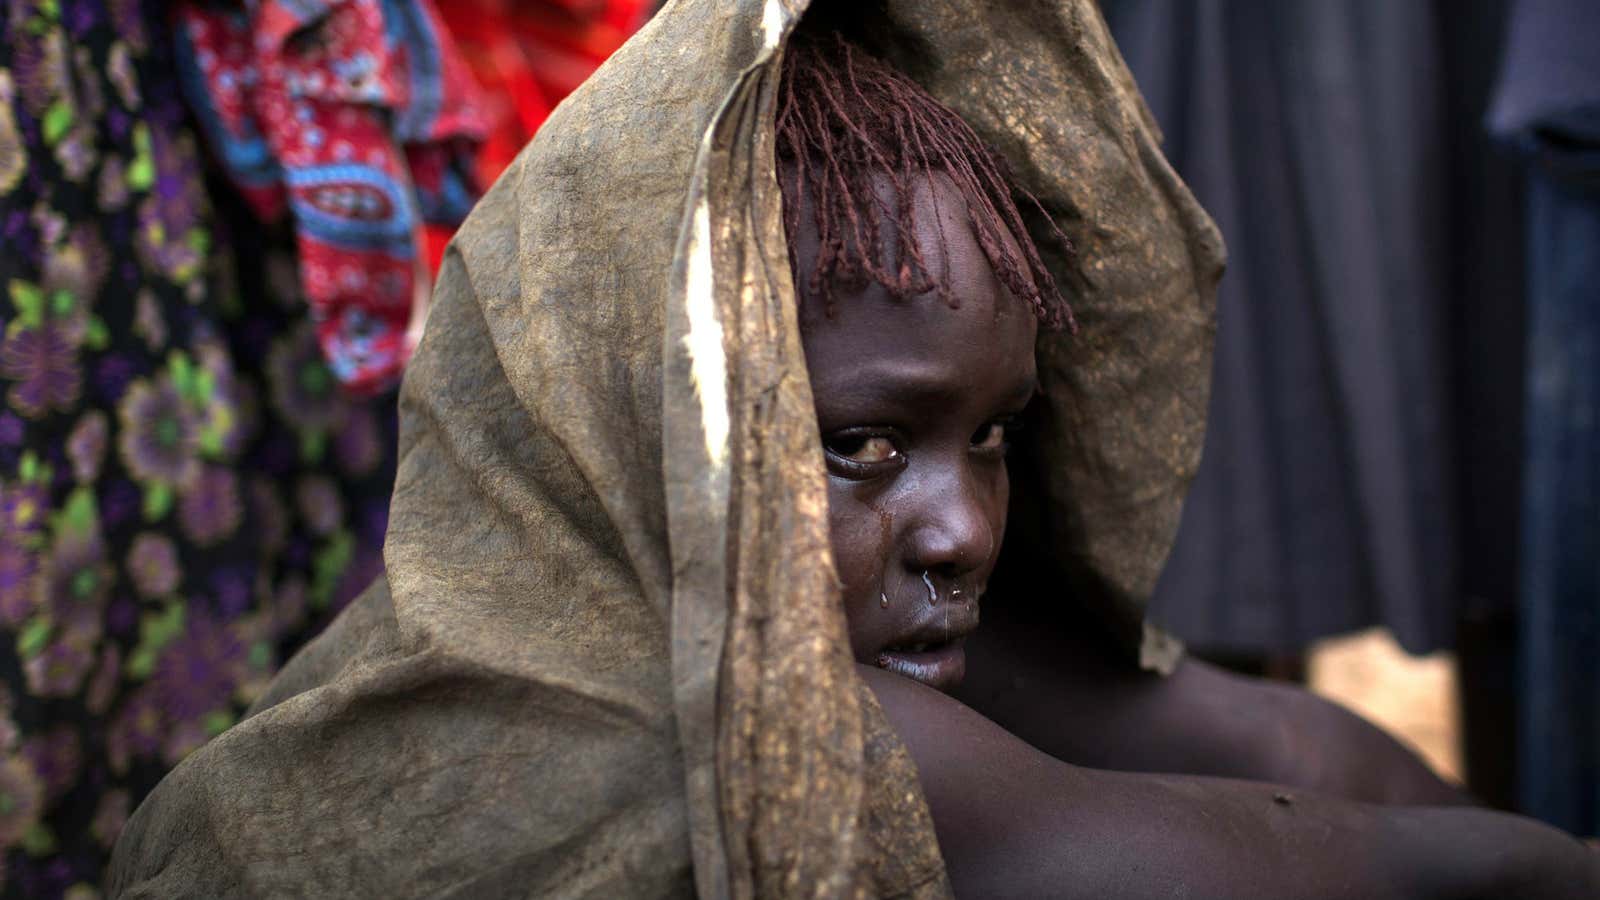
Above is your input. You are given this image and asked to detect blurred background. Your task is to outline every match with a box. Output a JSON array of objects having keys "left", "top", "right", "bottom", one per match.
[
  {"left": 0, "top": 0, "right": 1595, "bottom": 896},
  {"left": 1100, "top": 0, "right": 1599, "bottom": 841}
]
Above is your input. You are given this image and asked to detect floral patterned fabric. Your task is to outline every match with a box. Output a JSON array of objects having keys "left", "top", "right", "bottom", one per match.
[{"left": 0, "top": 1, "right": 398, "bottom": 895}]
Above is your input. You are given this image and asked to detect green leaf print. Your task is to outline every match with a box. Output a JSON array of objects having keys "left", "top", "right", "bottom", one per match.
[
  {"left": 142, "top": 482, "right": 174, "bottom": 522},
  {"left": 42, "top": 100, "right": 72, "bottom": 146},
  {"left": 127, "top": 125, "right": 154, "bottom": 192},
  {"left": 8, "top": 280, "right": 45, "bottom": 329},
  {"left": 16, "top": 616, "right": 52, "bottom": 660},
  {"left": 126, "top": 603, "right": 186, "bottom": 680}
]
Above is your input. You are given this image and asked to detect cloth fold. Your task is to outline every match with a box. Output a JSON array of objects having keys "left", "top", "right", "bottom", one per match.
[
  {"left": 110, "top": 1, "right": 1221, "bottom": 895},
  {"left": 174, "top": 0, "right": 488, "bottom": 394}
]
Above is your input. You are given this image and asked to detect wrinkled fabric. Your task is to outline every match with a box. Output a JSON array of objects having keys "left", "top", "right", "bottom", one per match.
[
  {"left": 109, "top": 0, "right": 1221, "bottom": 896},
  {"left": 174, "top": 0, "right": 488, "bottom": 394},
  {"left": 1105, "top": 0, "right": 1462, "bottom": 655}
]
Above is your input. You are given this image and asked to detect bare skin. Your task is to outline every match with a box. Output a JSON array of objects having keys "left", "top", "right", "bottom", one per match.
[
  {"left": 794, "top": 174, "right": 1599, "bottom": 897},
  {"left": 956, "top": 589, "right": 1468, "bottom": 807}
]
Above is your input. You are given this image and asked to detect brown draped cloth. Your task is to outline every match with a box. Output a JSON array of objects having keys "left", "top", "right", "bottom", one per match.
[{"left": 107, "top": 0, "right": 1221, "bottom": 896}]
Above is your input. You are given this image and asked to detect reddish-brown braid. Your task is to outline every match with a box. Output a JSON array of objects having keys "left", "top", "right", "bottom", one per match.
[{"left": 774, "top": 30, "right": 1077, "bottom": 332}]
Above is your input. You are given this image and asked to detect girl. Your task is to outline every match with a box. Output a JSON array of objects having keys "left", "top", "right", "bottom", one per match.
[{"left": 110, "top": 2, "right": 1597, "bottom": 897}]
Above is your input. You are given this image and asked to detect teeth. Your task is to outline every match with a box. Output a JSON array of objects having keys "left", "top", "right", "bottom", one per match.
[{"left": 888, "top": 641, "right": 946, "bottom": 654}]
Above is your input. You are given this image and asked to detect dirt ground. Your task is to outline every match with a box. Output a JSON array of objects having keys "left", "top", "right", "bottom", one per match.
[{"left": 1308, "top": 628, "right": 1463, "bottom": 784}]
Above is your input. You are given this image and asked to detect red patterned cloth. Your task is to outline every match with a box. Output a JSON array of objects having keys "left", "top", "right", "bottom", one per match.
[
  {"left": 176, "top": 0, "right": 487, "bottom": 394},
  {"left": 437, "top": 0, "right": 651, "bottom": 191}
]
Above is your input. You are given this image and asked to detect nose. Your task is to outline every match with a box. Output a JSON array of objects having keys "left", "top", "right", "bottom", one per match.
[{"left": 902, "top": 461, "right": 995, "bottom": 579}]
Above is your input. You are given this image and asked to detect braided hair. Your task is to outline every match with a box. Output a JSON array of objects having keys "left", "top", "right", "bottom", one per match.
[{"left": 775, "top": 30, "right": 1077, "bottom": 332}]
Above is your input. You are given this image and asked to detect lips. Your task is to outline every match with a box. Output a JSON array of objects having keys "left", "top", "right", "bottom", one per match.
[
  {"left": 875, "top": 600, "right": 979, "bottom": 691},
  {"left": 877, "top": 637, "right": 968, "bottom": 691}
]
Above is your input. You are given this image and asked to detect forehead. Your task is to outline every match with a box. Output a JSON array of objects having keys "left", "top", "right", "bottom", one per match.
[{"left": 793, "top": 174, "right": 1038, "bottom": 400}]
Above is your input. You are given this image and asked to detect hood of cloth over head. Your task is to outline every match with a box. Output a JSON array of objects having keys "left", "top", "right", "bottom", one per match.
[{"left": 107, "top": 0, "right": 1221, "bottom": 896}]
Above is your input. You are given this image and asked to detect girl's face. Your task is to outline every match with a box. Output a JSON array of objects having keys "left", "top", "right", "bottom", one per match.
[{"left": 795, "top": 175, "right": 1039, "bottom": 692}]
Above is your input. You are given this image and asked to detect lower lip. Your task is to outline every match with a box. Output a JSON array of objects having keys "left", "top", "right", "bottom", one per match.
[{"left": 877, "top": 638, "right": 967, "bottom": 691}]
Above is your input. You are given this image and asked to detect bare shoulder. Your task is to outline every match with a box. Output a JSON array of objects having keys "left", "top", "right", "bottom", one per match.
[{"left": 859, "top": 664, "right": 1599, "bottom": 900}]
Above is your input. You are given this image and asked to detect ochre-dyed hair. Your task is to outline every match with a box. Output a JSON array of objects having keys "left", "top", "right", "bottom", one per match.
[{"left": 775, "top": 31, "right": 1077, "bottom": 331}]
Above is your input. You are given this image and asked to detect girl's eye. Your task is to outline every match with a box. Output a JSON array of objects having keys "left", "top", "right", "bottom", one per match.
[
  {"left": 828, "top": 434, "right": 900, "bottom": 463},
  {"left": 823, "top": 431, "right": 905, "bottom": 479},
  {"left": 972, "top": 422, "right": 1008, "bottom": 451},
  {"left": 972, "top": 419, "right": 1020, "bottom": 456}
]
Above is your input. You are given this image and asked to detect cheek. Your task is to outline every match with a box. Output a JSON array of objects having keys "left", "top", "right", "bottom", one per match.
[
  {"left": 826, "top": 482, "right": 893, "bottom": 654},
  {"left": 984, "top": 464, "right": 1010, "bottom": 568}
]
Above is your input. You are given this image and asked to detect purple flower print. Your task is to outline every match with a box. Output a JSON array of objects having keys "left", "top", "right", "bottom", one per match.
[
  {"left": 41, "top": 531, "right": 111, "bottom": 644},
  {"left": 99, "top": 478, "right": 138, "bottom": 530},
  {"left": 109, "top": 0, "right": 148, "bottom": 51},
  {"left": 21, "top": 725, "right": 80, "bottom": 804},
  {"left": 11, "top": 27, "right": 64, "bottom": 117},
  {"left": 95, "top": 352, "right": 138, "bottom": 406},
  {"left": 134, "top": 129, "right": 206, "bottom": 283},
  {"left": 106, "top": 691, "right": 161, "bottom": 776},
  {"left": 96, "top": 154, "right": 130, "bottom": 211},
  {"left": 0, "top": 481, "right": 46, "bottom": 626},
  {"left": 64, "top": 223, "right": 111, "bottom": 295},
  {"left": 66, "top": 0, "right": 99, "bottom": 38},
  {"left": 0, "top": 412, "right": 22, "bottom": 445},
  {"left": 2, "top": 481, "right": 47, "bottom": 536},
  {"left": 0, "top": 541, "right": 37, "bottom": 627},
  {"left": 131, "top": 289, "right": 165, "bottom": 351},
  {"left": 150, "top": 613, "right": 244, "bottom": 720},
  {"left": 103, "top": 595, "right": 136, "bottom": 639},
  {"left": 0, "top": 753, "right": 43, "bottom": 847},
  {"left": 84, "top": 645, "right": 120, "bottom": 715},
  {"left": 1, "top": 211, "right": 38, "bottom": 269},
  {"left": 0, "top": 320, "right": 82, "bottom": 419},
  {"left": 107, "top": 104, "right": 130, "bottom": 142},
  {"left": 54, "top": 127, "right": 94, "bottom": 181},
  {"left": 24, "top": 639, "right": 95, "bottom": 698},
  {"left": 210, "top": 568, "right": 250, "bottom": 620},
  {"left": 11, "top": 856, "right": 78, "bottom": 900},
  {"left": 39, "top": 225, "right": 110, "bottom": 312},
  {"left": 149, "top": 613, "right": 245, "bottom": 763},
  {"left": 0, "top": 87, "right": 22, "bottom": 196},
  {"left": 294, "top": 475, "right": 342, "bottom": 537},
  {"left": 66, "top": 411, "right": 108, "bottom": 483},
  {"left": 248, "top": 478, "right": 289, "bottom": 555},
  {"left": 191, "top": 343, "right": 248, "bottom": 461},
  {"left": 135, "top": 194, "right": 201, "bottom": 285},
  {"left": 271, "top": 575, "right": 308, "bottom": 638},
  {"left": 107, "top": 42, "right": 138, "bottom": 108},
  {"left": 125, "top": 532, "right": 179, "bottom": 598},
  {"left": 31, "top": 204, "right": 66, "bottom": 249},
  {"left": 90, "top": 789, "right": 129, "bottom": 850},
  {"left": 334, "top": 405, "right": 383, "bottom": 476},
  {"left": 178, "top": 466, "right": 241, "bottom": 546},
  {"left": 115, "top": 375, "right": 200, "bottom": 487},
  {"left": 266, "top": 325, "right": 344, "bottom": 432}
]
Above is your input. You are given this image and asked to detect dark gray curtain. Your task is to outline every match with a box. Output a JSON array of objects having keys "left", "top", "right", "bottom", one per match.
[{"left": 1104, "top": 1, "right": 1459, "bottom": 654}]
